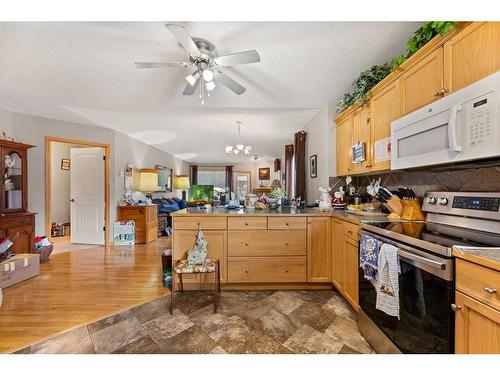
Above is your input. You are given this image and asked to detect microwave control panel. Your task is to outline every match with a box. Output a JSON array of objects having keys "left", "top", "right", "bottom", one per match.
[{"left": 467, "top": 93, "right": 493, "bottom": 147}]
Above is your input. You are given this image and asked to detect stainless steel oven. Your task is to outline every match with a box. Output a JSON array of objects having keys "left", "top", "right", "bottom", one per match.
[{"left": 358, "top": 230, "right": 454, "bottom": 354}]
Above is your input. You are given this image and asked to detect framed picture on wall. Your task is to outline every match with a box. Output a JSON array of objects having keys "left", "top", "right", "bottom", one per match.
[
  {"left": 310, "top": 154, "right": 317, "bottom": 178},
  {"left": 61, "top": 158, "right": 71, "bottom": 170},
  {"left": 258, "top": 167, "right": 270, "bottom": 180}
]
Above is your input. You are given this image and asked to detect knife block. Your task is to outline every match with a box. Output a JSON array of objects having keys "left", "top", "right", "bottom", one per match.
[{"left": 384, "top": 197, "right": 426, "bottom": 221}]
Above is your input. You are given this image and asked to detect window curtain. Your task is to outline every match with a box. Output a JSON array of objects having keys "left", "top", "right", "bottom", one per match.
[
  {"left": 190, "top": 165, "right": 198, "bottom": 186},
  {"left": 284, "top": 144, "right": 294, "bottom": 199},
  {"left": 294, "top": 131, "right": 307, "bottom": 201},
  {"left": 225, "top": 165, "right": 233, "bottom": 194}
]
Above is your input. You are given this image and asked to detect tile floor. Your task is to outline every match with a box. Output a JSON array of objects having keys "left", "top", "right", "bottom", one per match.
[{"left": 14, "top": 290, "right": 373, "bottom": 354}]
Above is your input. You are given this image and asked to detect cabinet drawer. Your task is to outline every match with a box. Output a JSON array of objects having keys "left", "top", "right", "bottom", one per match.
[
  {"left": 173, "top": 216, "right": 227, "bottom": 230},
  {"left": 228, "top": 230, "right": 306, "bottom": 256},
  {"left": 456, "top": 259, "right": 500, "bottom": 311},
  {"left": 0, "top": 215, "right": 34, "bottom": 228},
  {"left": 343, "top": 221, "right": 359, "bottom": 242},
  {"left": 227, "top": 256, "right": 306, "bottom": 283},
  {"left": 227, "top": 217, "right": 267, "bottom": 230},
  {"left": 267, "top": 216, "right": 306, "bottom": 230}
]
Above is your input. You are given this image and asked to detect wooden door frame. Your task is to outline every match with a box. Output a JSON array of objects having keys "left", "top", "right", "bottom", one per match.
[{"left": 45, "top": 136, "right": 111, "bottom": 245}]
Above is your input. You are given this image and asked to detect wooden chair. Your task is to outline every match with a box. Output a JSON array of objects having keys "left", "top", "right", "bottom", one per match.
[{"left": 170, "top": 258, "right": 220, "bottom": 314}]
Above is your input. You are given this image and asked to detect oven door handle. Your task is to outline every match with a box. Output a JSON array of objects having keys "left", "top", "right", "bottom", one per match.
[{"left": 398, "top": 249, "right": 446, "bottom": 270}]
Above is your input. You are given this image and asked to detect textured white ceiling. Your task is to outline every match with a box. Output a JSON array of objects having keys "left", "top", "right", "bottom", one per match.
[{"left": 0, "top": 22, "right": 420, "bottom": 163}]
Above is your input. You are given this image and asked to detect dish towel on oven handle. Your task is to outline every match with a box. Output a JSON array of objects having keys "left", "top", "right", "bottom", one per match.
[
  {"left": 360, "top": 233, "right": 380, "bottom": 286},
  {"left": 376, "top": 243, "right": 400, "bottom": 319}
]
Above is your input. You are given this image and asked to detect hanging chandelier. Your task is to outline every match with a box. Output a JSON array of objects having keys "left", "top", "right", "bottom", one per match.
[{"left": 225, "top": 121, "right": 252, "bottom": 155}]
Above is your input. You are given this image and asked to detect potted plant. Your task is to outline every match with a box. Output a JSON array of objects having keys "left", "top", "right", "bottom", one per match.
[{"left": 268, "top": 187, "right": 286, "bottom": 210}]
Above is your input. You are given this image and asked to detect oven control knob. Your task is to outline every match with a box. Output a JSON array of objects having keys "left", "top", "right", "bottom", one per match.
[
  {"left": 439, "top": 197, "right": 449, "bottom": 206},
  {"left": 427, "top": 197, "right": 437, "bottom": 205}
]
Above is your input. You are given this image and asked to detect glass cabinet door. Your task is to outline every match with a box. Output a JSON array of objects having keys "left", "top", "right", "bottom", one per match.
[{"left": 3, "top": 149, "right": 24, "bottom": 211}]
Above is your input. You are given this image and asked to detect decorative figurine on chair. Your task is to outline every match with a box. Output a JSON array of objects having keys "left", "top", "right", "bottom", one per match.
[
  {"left": 318, "top": 186, "right": 333, "bottom": 209},
  {"left": 187, "top": 226, "right": 208, "bottom": 265}
]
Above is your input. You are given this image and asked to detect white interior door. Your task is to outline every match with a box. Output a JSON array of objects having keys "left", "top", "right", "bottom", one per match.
[{"left": 70, "top": 147, "right": 105, "bottom": 245}]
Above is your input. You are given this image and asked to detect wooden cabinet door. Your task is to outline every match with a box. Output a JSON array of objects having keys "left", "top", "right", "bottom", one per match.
[
  {"left": 332, "top": 220, "right": 346, "bottom": 291},
  {"left": 370, "top": 80, "right": 401, "bottom": 172},
  {"left": 351, "top": 105, "right": 372, "bottom": 174},
  {"left": 344, "top": 237, "right": 359, "bottom": 311},
  {"left": 444, "top": 22, "right": 500, "bottom": 94},
  {"left": 173, "top": 229, "right": 227, "bottom": 285},
  {"left": 335, "top": 114, "right": 353, "bottom": 176},
  {"left": 400, "top": 47, "right": 444, "bottom": 115},
  {"left": 455, "top": 291, "right": 500, "bottom": 354},
  {"left": 6, "top": 225, "right": 34, "bottom": 253},
  {"left": 307, "top": 216, "right": 331, "bottom": 283}
]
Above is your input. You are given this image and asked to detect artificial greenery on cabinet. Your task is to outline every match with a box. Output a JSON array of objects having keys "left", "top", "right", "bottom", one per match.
[{"left": 336, "top": 21, "right": 457, "bottom": 114}]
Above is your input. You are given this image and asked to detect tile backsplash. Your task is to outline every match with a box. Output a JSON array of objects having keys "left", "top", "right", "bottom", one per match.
[{"left": 329, "top": 166, "right": 500, "bottom": 198}]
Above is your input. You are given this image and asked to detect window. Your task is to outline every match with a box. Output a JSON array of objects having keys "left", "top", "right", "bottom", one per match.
[{"left": 197, "top": 168, "right": 226, "bottom": 190}]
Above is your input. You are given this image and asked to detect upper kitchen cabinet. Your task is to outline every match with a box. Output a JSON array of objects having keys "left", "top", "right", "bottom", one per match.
[
  {"left": 400, "top": 47, "right": 444, "bottom": 115},
  {"left": 335, "top": 113, "right": 353, "bottom": 176},
  {"left": 444, "top": 22, "right": 500, "bottom": 94},
  {"left": 351, "top": 105, "right": 372, "bottom": 174},
  {"left": 370, "top": 80, "right": 401, "bottom": 172}
]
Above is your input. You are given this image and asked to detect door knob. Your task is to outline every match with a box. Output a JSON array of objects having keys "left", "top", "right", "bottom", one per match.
[
  {"left": 70, "top": 199, "right": 75, "bottom": 202},
  {"left": 451, "top": 303, "right": 462, "bottom": 312}
]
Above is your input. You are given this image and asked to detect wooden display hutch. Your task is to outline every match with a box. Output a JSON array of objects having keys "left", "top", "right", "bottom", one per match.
[{"left": 0, "top": 139, "right": 35, "bottom": 253}]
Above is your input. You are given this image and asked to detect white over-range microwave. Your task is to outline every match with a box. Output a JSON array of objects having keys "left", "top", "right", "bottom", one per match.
[{"left": 391, "top": 72, "right": 500, "bottom": 170}]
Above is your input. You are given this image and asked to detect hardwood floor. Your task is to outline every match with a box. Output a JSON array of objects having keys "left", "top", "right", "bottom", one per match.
[{"left": 0, "top": 237, "right": 172, "bottom": 353}]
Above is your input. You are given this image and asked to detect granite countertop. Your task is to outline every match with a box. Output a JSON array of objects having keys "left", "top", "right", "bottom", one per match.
[
  {"left": 171, "top": 207, "right": 334, "bottom": 217},
  {"left": 172, "top": 207, "right": 387, "bottom": 223},
  {"left": 453, "top": 246, "right": 500, "bottom": 272}
]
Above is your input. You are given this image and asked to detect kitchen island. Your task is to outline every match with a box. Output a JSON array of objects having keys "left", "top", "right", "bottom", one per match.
[{"left": 171, "top": 207, "right": 336, "bottom": 290}]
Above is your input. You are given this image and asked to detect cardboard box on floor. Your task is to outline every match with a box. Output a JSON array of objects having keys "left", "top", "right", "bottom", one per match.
[{"left": 0, "top": 253, "right": 40, "bottom": 289}]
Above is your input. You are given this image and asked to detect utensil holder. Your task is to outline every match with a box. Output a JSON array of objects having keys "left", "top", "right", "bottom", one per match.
[{"left": 384, "top": 196, "right": 403, "bottom": 219}]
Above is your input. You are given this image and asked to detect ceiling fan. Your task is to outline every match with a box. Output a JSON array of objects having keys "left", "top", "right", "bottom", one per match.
[{"left": 135, "top": 24, "right": 261, "bottom": 104}]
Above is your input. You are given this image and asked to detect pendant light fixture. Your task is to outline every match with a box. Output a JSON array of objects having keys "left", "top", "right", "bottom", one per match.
[{"left": 225, "top": 121, "right": 252, "bottom": 155}]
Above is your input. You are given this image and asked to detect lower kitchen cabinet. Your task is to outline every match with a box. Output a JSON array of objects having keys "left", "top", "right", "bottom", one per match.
[
  {"left": 307, "top": 216, "right": 331, "bottom": 283},
  {"left": 331, "top": 218, "right": 359, "bottom": 311},
  {"left": 454, "top": 291, "right": 500, "bottom": 354},
  {"left": 331, "top": 219, "right": 346, "bottom": 291},
  {"left": 344, "top": 237, "right": 359, "bottom": 310}
]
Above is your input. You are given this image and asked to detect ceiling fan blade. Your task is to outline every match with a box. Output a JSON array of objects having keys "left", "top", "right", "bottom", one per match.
[
  {"left": 217, "top": 72, "right": 247, "bottom": 95},
  {"left": 165, "top": 24, "right": 201, "bottom": 58},
  {"left": 214, "top": 50, "right": 261, "bottom": 67},
  {"left": 182, "top": 78, "right": 200, "bottom": 95},
  {"left": 135, "top": 62, "right": 188, "bottom": 69}
]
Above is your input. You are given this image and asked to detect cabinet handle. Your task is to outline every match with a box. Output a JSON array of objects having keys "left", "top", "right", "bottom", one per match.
[
  {"left": 366, "top": 165, "right": 372, "bottom": 168},
  {"left": 244, "top": 222, "right": 248, "bottom": 226},
  {"left": 285, "top": 269, "right": 289, "bottom": 273},
  {"left": 451, "top": 304, "right": 462, "bottom": 312},
  {"left": 245, "top": 242, "right": 249, "bottom": 246},
  {"left": 347, "top": 230, "right": 352, "bottom": 235},
  {"left": 245, "top": 269, "right": 249, "bottom": 273},
  {"left": 433, "top": 88, "right": 449, "bottom": 98},
  {"left": 284, "top": 242, "right": 289, "bottom": 246},
  {"left": 484, "top": 287, "right": 497, "bottom": 294},
  {"left": 285, "top": 222, "right": 289, "bottom": 226}
]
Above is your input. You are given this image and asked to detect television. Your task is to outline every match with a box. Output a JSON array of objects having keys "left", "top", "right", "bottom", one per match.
[{"left": 188, "top": 185, "right": 214, "bottom": 202}]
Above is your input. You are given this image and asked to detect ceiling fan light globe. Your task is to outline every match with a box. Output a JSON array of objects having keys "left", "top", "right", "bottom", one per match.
[
  {"left": 185, "top": 71, "right": 200, "bottom": 86},
  {"left": 225, "top": 146, "right": 233, "bottom": 153},
  {"left": 244, "top": 149, "right": 250, "bottom": 155},
  {"left": 202, "top": 69, "right": 214, "bottom": 82},
  {"left": 233, "top": 149, "right": 240, "bottom": 155},
  {"left": 205, "top": 81, "right": 216, "bottom": 91},
  {"left": 236, "top": 144, "right": 245, "bottom": 151}
]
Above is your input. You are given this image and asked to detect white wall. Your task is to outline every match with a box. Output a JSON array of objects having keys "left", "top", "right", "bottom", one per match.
[
  {"left": 305, "top": 107, "right": 331, "bottom": 203},
  {"left": 0, "top": 108, "right": 13, "bottom": 137},
  {"left": 7, "top": 109, "right": 189, "bottom": 237},
  {"left": 50, "top": 142, "right": 75, "bottom": 224},
  {"left": 233, "top": 160, "right": 277, "bottom": 190},
  {"left": 113, "top": 131, "right": 190, "bottom": 202},
  {"left": 327, "top": 102, "right": 337, "bottom": 178}
]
